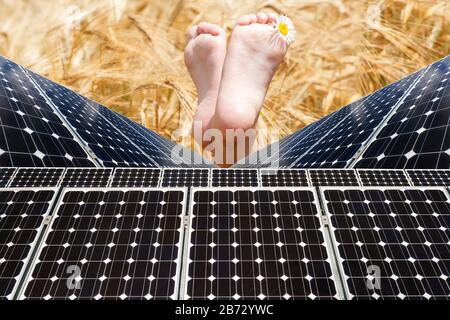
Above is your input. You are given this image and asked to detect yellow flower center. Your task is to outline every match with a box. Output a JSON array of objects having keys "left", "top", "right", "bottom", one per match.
[{"left": 278, "top": 23, "right": 289, "bottom": 36}]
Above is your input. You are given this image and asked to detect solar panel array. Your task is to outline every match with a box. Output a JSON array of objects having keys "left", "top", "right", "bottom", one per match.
[
  {"left": 22, "top": 188, "right": 186, "bottom": 300},
  {"left": 0, "top": 168, "right": 447, "bottom": 188},
  {"left": 0, "top": 54, "right": 209, "bottom": 168},
  {"left": 354, "top": 57, "right": 450, "bottom": 169},
  {"left": 185, "top": 188, "right": 339, "bottom": 300},
  {"left": 1, "top": 53, "right": 450, "bottom": 302},
  {"left": 322, "top": 187, "right": 450, "bottom": 300},
  {"left": 0, "top": 57, "right": 96, "bottom": 167}
]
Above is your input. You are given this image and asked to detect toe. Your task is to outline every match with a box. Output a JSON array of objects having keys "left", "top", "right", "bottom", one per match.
[
  {"left": 236, "top": 15, "right": 252, "bottom": 26},
  {"left": 197, "top": 22, "right": 209, "bottom": 34},
  {"left": 248, "top": 14, "right": 257, "bottom": 24},
  {"left": 256, "top": 12, "right": 268, "bottom": 24},
  {"left": 205, "top": 23, "right": 222, "bottom": 36},
  {"left": 186, "top": 25, "right": 198, "bottom": 42},
  {"left": 267, "top": 12, "right": 277, "bottom": 24},
  {"left": 197, "top": 22, "right": 222, "bottom": 36}
]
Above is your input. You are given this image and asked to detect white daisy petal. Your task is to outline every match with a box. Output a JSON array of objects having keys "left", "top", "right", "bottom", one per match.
[{"left": 274, "top": 16, "right": 296, "bottom": 45}]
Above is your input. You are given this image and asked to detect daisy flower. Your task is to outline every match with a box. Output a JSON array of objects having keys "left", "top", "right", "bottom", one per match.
[{"left": 274, "top": 15, "right": 296, "bottom": 45}]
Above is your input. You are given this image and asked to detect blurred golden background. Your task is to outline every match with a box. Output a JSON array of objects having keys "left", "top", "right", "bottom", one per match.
[{"left": 1, "top": 0, "right": 449, "bottom": 156}]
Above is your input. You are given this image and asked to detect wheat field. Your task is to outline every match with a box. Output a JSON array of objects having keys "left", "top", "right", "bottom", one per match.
[{"left": 1, "top": 0, "right": 449, "bottom": 157}]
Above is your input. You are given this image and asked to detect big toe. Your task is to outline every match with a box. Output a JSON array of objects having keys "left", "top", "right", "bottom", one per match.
[{"left": 197, "top": 22, "right": 223, "bottom": 36}]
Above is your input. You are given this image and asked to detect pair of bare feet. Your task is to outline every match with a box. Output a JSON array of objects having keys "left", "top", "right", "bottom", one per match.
[{"left": 184, "top": 13, "right": 289, "bottom": 165}]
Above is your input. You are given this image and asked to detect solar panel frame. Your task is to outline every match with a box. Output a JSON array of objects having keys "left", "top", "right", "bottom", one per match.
[
  {"left": 19, "top": 187, "right": 188, "bottom": 300},
  {"left": 259, "top": 169, "right": 311, "bottom": 187},
  {"left": 211, "top": 169, "right": 260, "bottom": 187},
  {"left": 308, "top": 169, "right": 361, "bottom": 187},
  {"left": 0, "top": 167, "right": 17, "bottom": 187},
  {"left": 160, "top": 168, "right": 211, "bottom": 188},
  {"left": 0, "top": 187, "right": 59, "bottom": 300},
  {"left": 320, "top": 186, "right": 450, "bottom": 300},
  {"left": 9, "top": 168, "right": 66, "bottom": 187},
  {"left": 356, "top": 169, "right": 412, "bottom": 187},
  {"left": 60, "top": 168, "right": 114, "bottom": 188},
  {"left": 181, "top": 187, "right": 344, "bottom": 300},
  {"left": 109, "top": 168, "right": 162, "bottom": 188},
  {"left": 406, "top": 170, "right": 450, "bottom": 187}
]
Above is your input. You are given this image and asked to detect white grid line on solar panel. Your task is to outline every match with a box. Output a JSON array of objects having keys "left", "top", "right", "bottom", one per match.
[
  {"left": 406, "top": 170, "right": 450, "bottom": 186},
  {"left": 20, "top": 187, "right": 187, "bottom": 300},
  {"left": 211, "top": 169, "right": 260, "bottom": 187},
  {"left": 0, "top": 57, "right": 96, "bottom": 167},
  {"left": 116, "top": 112, "right": 212, "bottom": 168},
  {"left": 60, "top": 168, "right": 114, "bottom": 188},
  {"left": 292, "top": 71, "right": 422, "bottom": 169},
  {"left": 161, "top": 168, "right": 210, "bottom": 187},
  {"left": 25, "top": 70, "right": 157, "bottom": 167},
  {"left": 354, "top": 56, "right": 450, "bottom": 169},
  {"left": 320, "top": 186, "right": 450, "bottom": 300},
  {"left": 9, "top": 168, "right": 66, "bottom": 187},
  {"left": 308, "top": 169, "right": 361, "bottom": 187},
  {"left": 109, "top": 168, "right": 162, "bottom": 188},
  {"left": 0, "top": 187, "right": 58, "bottom": 300},
  {"left": 356, "top": 169, "right": 411, "bottom": 187},
  {"left": 260, "top": 169, "right": 310, "bottom": 187},
  {"left": 0, "top": 168, "right": 16, "bottom": 187},
  {"left": 183, "top": 187, "right": 341, "bottom": 300}
]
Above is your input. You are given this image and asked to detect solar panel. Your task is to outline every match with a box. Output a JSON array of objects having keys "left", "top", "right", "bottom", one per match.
[
  {"left": 21, "top": 188, "right": 186, "bottom": 300},
  {"left": 110, "top": 168, "right": 161, "bottom": 188},
  {"left": 0, "top": 168, "right": 16, "bottom": 187},
  {"left": 357, "top": 169, "right": 411, "bottom": 187},
  {"left": 211, "top": 169, "right": 259, "bottom": 187},
  {"left": 354, "top": 55, "right": 450, "bottom": 169},
  {"left": 406, "top": 170, "right": 450, "bottom": 186},
  {"left": 26, "top": 70, "right": 161, "bottom": 167},
  {"left": 183, "top": 188, "right": 340, "bottom": 300},
  {"left": 309, "top": 169, "right": 360, "bottom": 187},
  {"left": 0, "top": 188, "right": 58, "bottom": 300},
  {"left": 0, "top": 56, "right": 96, "bottom": 167},
  {"left": 60, "top": 168, "right": 113, "bottom": 188},
  {"left": 9, "top": 168, "right": 65, "bottom": 187},
  {"left": 160, "top": 169, "right": 210, "bottom": 187},
  {"left": 260, "top": 169, "right": 310, "bottom": 187},
  {"left": 321, "top": 187, "right": 450, "bottom": 300},
  {"left": 116, "top": 112, "right": 212, "bottom": 168},
  {"left": 277, "top": 106, "right": 356, "bottom": 168},
  {"left": 293, "top": 71, "right": 422, "bottom": 168}
]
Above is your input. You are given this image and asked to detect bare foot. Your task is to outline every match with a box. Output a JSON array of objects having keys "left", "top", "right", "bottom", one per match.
[
  {"left": 213, "top": 13, "right": 288, "bottom": 134},
  {"left": 184, "top": 22, "right": 227, "bottom": 147}
]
